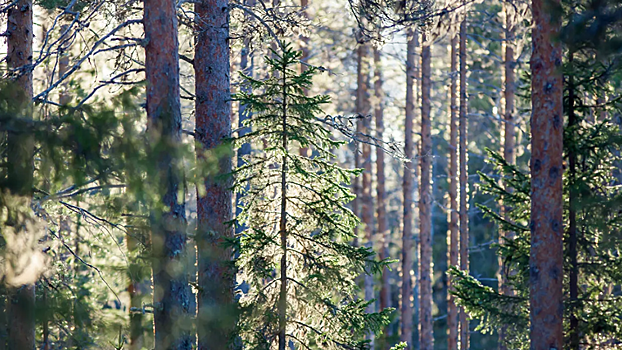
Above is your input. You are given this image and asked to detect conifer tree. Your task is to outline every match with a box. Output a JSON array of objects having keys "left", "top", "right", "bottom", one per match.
[{"left": 233, "top": 44, "right": 391, "bottom": 350}]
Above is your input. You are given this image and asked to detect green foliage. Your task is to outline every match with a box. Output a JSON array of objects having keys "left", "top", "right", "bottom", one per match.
[{"left": 233, "top": 44, "right": 392, "bottom": 349}]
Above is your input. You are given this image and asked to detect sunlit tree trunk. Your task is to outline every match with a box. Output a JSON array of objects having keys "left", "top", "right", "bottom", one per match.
[
  {"left": 401, "top": 27, "right": 417, "bottom": 350},
  {"left": 144, "top": 1, "right": 192, "bottom": 349},
  {"left": 529, "top": 0, "right": 564, "bottom": 347},
  {"left": 447, "top": 33, "right": 459, "bottom": 350},
  {"left": 419, "top": 31, "right": 433, "bottom": 350},
  {"left": 6, "top": 1, "right": 35, "bottom": 349},
  {"left": 498, "top": 4, "right": 516, "bottom": 348},
  {"left": 299, "top": 0, "right": 310, "bottom": 157},
  {"left": 459, "top": 8, "right": 470, "bottom": 349},
  {"left": 194, "top": 0, "right": 235, "bottom": 348},
  {"left": 374, "top": 47, "right": 391, "bottom": 349}
]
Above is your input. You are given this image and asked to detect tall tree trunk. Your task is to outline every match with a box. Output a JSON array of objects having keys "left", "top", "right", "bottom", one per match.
[
  {"left": 499, "top": 4, "right": 516, "bottom": 348},
  {"left": 419, "top": 31, "right": 433, "bottom": 350},
  {"left": 194, "top": 0, "right": 235, "bottom": 348},
  {"left": 401, "top": 27, "right": 417, "bottom": 350},
  {"left": 357, "top": 40, "right": 375, "bottom": 346},
  {"left": 144, "top": 1, "right": 192, "bottom": 349},
  {"left": 568, "top": 51, "right": 579, "bottom": 350},
  {"left": 529, "top": 0, "right": 564, "bottom": 347},
  {"left": 459, "top": 9, "right": 470, "bottom": 350},
  {"left": 277, "top": 64, "right": 289, "bottom": 350},
  {"left": 6, "top": 1, "right": 35, "bottom": 349},
  {"left": 447, "top": 33, "right": 459, "bottom": 350},
  {"left": 127, "top": 229, "right": 144, "bottom": 350},
  {"left": 299, "top": 0, "right": 310, "bottom": 157},
  {"left": 374, "top": 47, "right": 391, "bottom": 349},
  {"left": 59, "top": 24, "right": 71, "bottom": 105}
]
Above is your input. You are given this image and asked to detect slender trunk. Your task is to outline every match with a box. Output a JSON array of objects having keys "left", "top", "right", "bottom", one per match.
[
  {"left": 374, "top": 48, "right": 391, "bottom": 348},
  {"left": 498, "top": 5, "right": 516, "bottom": 349},
  {"left": 236, "top": 0, "right": 254, "bottom": 236},
  {"left": 529, "top": 0, "right": 564, "bottom": 347},
  {"left": 568, "top": 51, "right": 579, "bottom": 350},
  {"left": 278, "top": 62, "right": 289, "bottom": 350},
  {"left": 59, "top": 24, "right": 71, "bottom": 105},
  {"left": 194, "top": 0, "right": 235, "bottom": 347},
  {"left": 401, "top": 27, "right": 417, "bottom": 350},
  {"left": 459, "top": 10, "right": 470, "bottom": 350},
  {"left": 419, "top": 31, "right": 433, "bottom": 350},
  {"left": 6, "top": 1, "right": 35, "bottom": 349},
  {"left": 447, "top": 33, "right": 459, "bottom": 350},
  {"left": 144, "top": 1, "right": 191, "bottom": 349},
  {"left": 128, "top": 229, "right": 144, "bottom": 350}
]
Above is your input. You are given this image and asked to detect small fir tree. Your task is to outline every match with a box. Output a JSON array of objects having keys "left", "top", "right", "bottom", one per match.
[{"left": 233, "top": 44, "right": 392, "bottom": 350}]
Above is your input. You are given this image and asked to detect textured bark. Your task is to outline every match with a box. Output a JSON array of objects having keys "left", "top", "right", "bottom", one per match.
[
  {"left": 194, "top": 0, "right": 235, "bottom": 348},
  {"left": 401, "top": 27, "right": 417, "bottom": 350},
  {"left": 374, "top": 48, "right": 391, "bottom": 348},
  {"left": 357, "top": 41, "right": 375, "bottom": 346},
  {"left": 144, "top": 1, "right": 192, "bottom": 349},
  {"left": 278, "top": 69, "right": 289, "bottom": 350},
  {"left": 419, "top": 32, "right": 433, "bottom": 350},
  {"left": 459, "top": 12, "right": 470, "bottom": 350},
  {"left": 529, "top": 0, "right": 564, "bottom": 347},
  {"left": 568, "top": 51, "right": 579, "bottom": 350},
  {"left": 499, "top": 5, "right": 516, "bottom": 348},
  {"left": 6, "top": 1, "right": 35, "bottom": 349},
  {"left": 447, "top": 34, "right": 459, "bottom": 350}
]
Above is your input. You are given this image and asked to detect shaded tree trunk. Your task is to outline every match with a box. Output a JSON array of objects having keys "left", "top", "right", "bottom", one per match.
[
  {"left": 447, "top": 33, "right": 459, "bottom": 350},
  {"left": 529, "top": 0, "right": 564, "bottom": 347},
  {"left": 6, "top": 1, "right": 35, "bottom": 349},
  {"left": 194, "top": 0, "right": 235, "bottom": 348},
  {"left": 459, "top": 10, "right": 470, "bottom": 350},
  {"left": 499, "top": 4, "right": 516, "bottom": 348},
  {"left": 401, "top": 27, "right": 417, "bottom": 350},
  {"left": 127, "top": 229, "right": 144, "bottom": 350},
  {"left": 374, "top": 47, "right": 391, "bottom": 349},
  {"left": 568, "top": 51, "right": 579, "bottom": 350},
  {"left": 144, "top": 1, "right": 192, "bottom": 349},
  {"left": 419, "top": 31, "right": 433, "bottom": 350}
]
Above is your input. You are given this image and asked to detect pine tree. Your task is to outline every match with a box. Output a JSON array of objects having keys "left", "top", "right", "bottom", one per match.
[{"left": 233, "top": 44, "right": 391, "bottom": 350}]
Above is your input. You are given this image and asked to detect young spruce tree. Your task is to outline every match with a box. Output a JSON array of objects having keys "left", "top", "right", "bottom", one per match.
[{"left": 233, "top": 44, "right": 392, "bottom": 350}]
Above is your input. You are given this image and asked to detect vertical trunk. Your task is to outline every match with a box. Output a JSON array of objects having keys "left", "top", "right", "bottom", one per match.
[
  {"left": 277, "top": 63, "right": 289, "bottom": 350},
  {"left": 459, "top": 10, "right": 470, "bottom": 350},
  {"left": 357, "top": 40, "right": 375, "bottom": 345},
  {"left": 59, "top": 24, "right": 71, "bottom": 105},
  {"left": 499, "top": 5, "right": 516, "bottom": 348},
  {"left": 128, "top": 230, "right": 144, "bottom": 350},
  {"left": 529, "top": 0, "right": 564, "bottom": 347},
  {"left": 447, "top": 34, "right": 459, "bottom": 350},
  {"left": 419, "top": 31, "right": 433, "bottom": 350},
  {"left": 194, "top": 0, "right": 234, "bottom": 348},
  {"left": 6, "top": 1, "right": 35, "bottom": 349},
  {"left": 401, "top": 27, "right": 417, "bottom": 350},
  {"left": 568, "top": 51, "right": 579, "bottom": 350},
  {"left": 374, "top": 47, "right": 391, "bottom": 348},
  {"left": 144, "top": 1, "right": 191, "bottom": 349},
  {"left": 236, "top": 0, "right": 254, "bottom": 236}
]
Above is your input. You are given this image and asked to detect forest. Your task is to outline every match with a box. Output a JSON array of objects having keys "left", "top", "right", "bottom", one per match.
[{"left": 1, "top": 0, "right": 621, "bottom": 348}]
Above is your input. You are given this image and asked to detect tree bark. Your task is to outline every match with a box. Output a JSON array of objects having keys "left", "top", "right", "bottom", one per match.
[
  {"left": 127, "top": 229, "right": 144, "bottom": 350},
  {"left": 144, "top": 1, "right": 192, "bottom": 349},
  {"left": 529, "top": 0, "right": 564, "bottom": 347},
  {"left": 459, "top": 10, "right": 470, "bottom": 350},
  {"left": 419, "top": 31, "right": 433, "bottom": 350},
  {"left": 401, "top": 27, "right": 417, "bottom": 350},
  {"left": 447, "top": 33, "right": 459, "bottom": 350},
  {"left": 499, "top": 4, "right": 516, "bottom": 348},
  {"left": 194, "top": 0, "right": 235, "bottom": 348},
  {"left": 6, "top": 1, "right": 35, "bottom": 349},
  {"left": 374, "top": 47, "right": 391, "bottom": 349},
  {"left": 299, "top": 0, "right": 310, "bottom": 157},
  {"left": 568, "top": 51, "right": 579, "bottom": 350}
]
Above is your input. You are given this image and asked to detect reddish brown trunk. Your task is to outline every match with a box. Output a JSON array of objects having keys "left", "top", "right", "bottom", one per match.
[
  {"left": 374, "top": 48, "right": 391, "bottom": 347},
  {"left": 144, "top": 1, "right": 192, "bottom": 349},
  {"left": 499, "top": 5, "right": 516, "bottom": 348},
  {"left": 194, "top": 0, "right": 235, "bottom": 348},
  {"left": 459, "top": 11, "right": 470, "bottom": 350},
  {"left": 447, "top": 34, "right": 459, "bottom": 350},
  {"left": 401, "top": 27, "right": 417, "bottom": 350},
  {"left": 529, "top": 0, "right": 564, "bottom": 347},
  {"left": 419, "top": 32, "right": 433, "bottom": 350},
  {"left": 6, "top": 1, "right": 35, "bottom": 349},
  {"left": 568, "top": 51, "right": 579, "bottom": 350}
]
